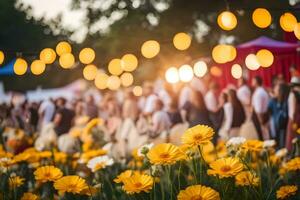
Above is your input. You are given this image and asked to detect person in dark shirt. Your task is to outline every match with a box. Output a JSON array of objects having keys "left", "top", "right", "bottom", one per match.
[
  {"left": 167, "top": 99, "right": 183, "bottom": 127},
  {"left": 53, "top": 98, "right": 75, "bottom": 136}
]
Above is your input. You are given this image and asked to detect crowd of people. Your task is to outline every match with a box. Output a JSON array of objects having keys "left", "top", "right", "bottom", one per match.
[{"left": 1, "top": 73, "right": 300, "bottom": 154}]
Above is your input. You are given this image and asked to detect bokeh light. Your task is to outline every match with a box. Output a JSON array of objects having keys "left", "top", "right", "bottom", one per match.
[
  {"left": 30, "top": 60, "right": 46, "bottom": 75},
  {"left": 0, "top": 51, "right": 4, "bottom": 65},
  {"left": 40, "top": 48, "right": 56, "bottom": 64},
  {"left": 256, "top": 49, "right": 274, "bottom": 68},
  {"left": 122, "top": 54, "right": 138, "bottom": 72},
  {"left": 294, "top": 23, "right": 300, "bottom": 40},
  {"left": 107, "top": 75, "right": 121, "bottom": 90},
  {"left": 173, "top": 32, "right": 192, "bottom": 50},
  {"left": 179, "top": 64, "right": 194, "bottom": 82},
  {"left": 252, "top": 8, "right": 272, "bottom": 28},
  {"left": 83, "top": 64, "right": 98, "bottom": 80},
  {"left": 133, "top": 86, "right": 143, "bottom": 96},
  {"left": 210, "top": 66, "right": 222, "bottom": 77},
  {"left": 231, "top": 64, "right": 242, "bottom": 79},
  {"left": 120, "top": 72, "right": 134, "bottom": 87},
  {"left": 14, "top": 58, "right": 28, "bottom": 75},
  {"left": 56, "top": 41, "right": 72, "bottom": 56},
  {"left": 245, "top": 54, "right": 260, "bottom": 70},
  {"left": 141, "top": 40, "right": 160, "bottom": 58},
  {"left": 280, "top": 12, "right": 297, "bottom": 32},
  {"left": 193, "top": 61, "right": 207, "bottom": 77},
  {"left": 94, "top": 72, "right": 109, "bottom": 89},
  {"left": 217, "top": 11, "right": 237, "bottom": 31},
  {"left": 108, "top": 58, "right": 123, "bottom": 75},
  {"left": 59, "top": 53, "right": 75, "bottom": 69},
  {"left": 79, "top": 48, "right": 95, "bottom": 64},
  {"left": 212, "top": 44, "right": 236, "bottom": 64},
  {"left": 165, "top": 67, "right": 179, "bottom": 83}
]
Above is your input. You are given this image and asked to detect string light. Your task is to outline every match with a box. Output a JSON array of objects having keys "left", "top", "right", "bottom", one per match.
[
  {"left": 217, "top": 11, "right": 237, "bottom": 31},
  {"left": 133, "top": 86, "right": 143, "bottom": 96},
  {"left": 212, "top": 44, "right": 236, "bottom": 64},
  {"left": 79, "top": 48, "right": 95, "bottom": 64},
  {"left": 294, "top": 23, "right": 300, "bottom": 40},
  {"left": 122, "top": 54, "right": 138, "bottom": 72},
  {"left": 210, "top": 66, "right": 222, "bottom": 77},
  {"left": 59, "top": 53, "right": 75, "bottom": 69},
  {"left": 231, "top": 64, "right": 242, "bottom": 79},
  {"left": 56, "top": 41, "right": 72, "bottom": 56},
  {"left": 141, "top": 40, "right": 160, "bottom": 58},
  {"left": 0, "top": 51, "right": 4, "bottom": 65},
  {"left": 31, "top": 60, "right": 46, "bottom": 75},
  {"left": 120, "top": 72, "right": 134, "bottom": 87},
  {"left": 173, "top": 32, "right": 192, "bottom": 50},
  {"left": 179, "top": 64, "right": 194, "bottom": 82},
  {"left": 245, "top": 54, "right": 260, "bottom": 70},
  {"left": 14, "top": 58, "right": 28, "bottom": 75},
  {"left": 83, "top": 64, "right": 98, "bottom": 80},
  {"left": 256, "top": 49, "right": 274, "bottom": 68},
  {"left": 165, "top": 67, "right": 179, "bottom": 83},
  {"left": 280, "top": 12, "right": 297, "bottom": 32},
  {"left": 193, "top": 61, "right": 208, "bottom": 77},
  {"left": 94, "top": 72, "right": 109, "bottom": 89},
  {"left": 108, "top": 58, "right": 123, "bottom": 75},
  {"left": 252, "top": 8, "right": 272, "bottom": 28},
  {"left": 107, "top": 75, "right": 121, "bottom": 90},
  {"left": 40, "top": 48, "right": 56, "bottom": 64}
]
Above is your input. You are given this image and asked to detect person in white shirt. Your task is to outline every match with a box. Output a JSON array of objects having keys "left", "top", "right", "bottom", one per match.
[
  {"left": 237, "top": 78, "right": 251, "bottom": 106},
  {"left": 151, "top": 99, "right": 171, "bottom": 138},
  {"left": 38, "top": 99, "right": 55, "bottom": 129},
  {"left": 204, "top": 82, "right": 219, "bottom": 113},
  {"left": 142, "top": 82, "right": 158, "bottom": 115},
  {"left": 251, "top": 76, "right": 269, "bottom": 140},
  {"left": 178, "top": 85, "right": 192, "bottom": 109}
]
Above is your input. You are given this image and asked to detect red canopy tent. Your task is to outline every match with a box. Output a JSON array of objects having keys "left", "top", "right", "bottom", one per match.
[{"left": 217, "top": 36, "right": 300, "bottom": 88}]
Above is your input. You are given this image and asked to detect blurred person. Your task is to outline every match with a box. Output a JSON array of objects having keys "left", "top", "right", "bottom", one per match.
[
  {"left": 38, "top": 98, "right": 55, "bottom": 129},
  {"left": 286, "top": 76, "right": 300, "bottom": 150},
  {"left": 122, "top": 89, "right": 139, "bottom": 121},
  {"left": 251, "top": 76, "right": 270, "bottom": 140},
  {"left": 141, "top": 82, "right": 158, "bottom": 116},
  {"left": 53, "top": 97, "right": 75, "bottom": 136},
  {"left": 268, "top": 83, "right": 289, "bottom": 148},
  {"left": 150, "top": 99, "right": 171, "bottom": 138},
  {"left": 167, "top": 99, "right": 183, "bottom": 127},
  {"left": 178, "top": 83, "right": 192, "bottom": 108},
  {"left": 237, "top": 78, "right": 251, "bottom": 107},
  {"left": 84, "top": 95, "right": 98, "bottom": 119},
  {"left": 182, "top": 89, "right": 213, "bottom": 128},
  {"left": 25, "top": 102, "right": 39, "bottom": 133},
  {"left": 106, "top": 94, "right": 122, "bottom": 140},
  {"left": 219, "top": 89, "right": 246, "bottom": 140}
]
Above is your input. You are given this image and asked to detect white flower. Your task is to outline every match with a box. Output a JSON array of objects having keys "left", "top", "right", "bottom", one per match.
[
  {"left": 137, "top": 143, "right": 154, "bottom": 157},
  {"left": 87, "top": 155, "right": 114, "bottom": 172},
  {"left": 263, "top": 140, "right": 276, "bottom": 148},
  {"left": 226, "top": 137, "right": 246, "bottom": 148},
  {"left": 275, "top": 148, "right": 288, "bottom": 158}
]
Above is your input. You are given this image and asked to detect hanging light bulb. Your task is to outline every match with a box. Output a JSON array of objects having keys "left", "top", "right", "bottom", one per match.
[
  {"left": 122, "top": 54, "right": 138, "bottom": 72},
  {"left": 280, "top": 12, "right": 297, "bottom": 32},
  {"left": 217, "top": 11, "right": 237, "bottom": 31},
  {"left": 56, "top": 41, "right": 72, "bottom": 56},
  {"left": 0, "top": 51, "right": 4, "bottom": 65},
  {"left": 252, "top": 8, "right": 272, "bottom": 28},
  {"left": 94, "top": 72, "right": 109, "bottom": 89},
  {"left": 179, "top": 65, "right": 194, "bottom": 82},
  {"left": 193, "top": 61, "right": 208, "bottom": 77},
  {"left": 108, "top": 58, "right": 123, "bottom": 75},
  {"left": 212, "top": 44, "right": 236, "bottom": 64},
  {"left": 245, "top": 54, "right": 260, "bottom": 70},
  {"left": 231, "top": 64, "right": 242, "bottom": 79},
  {"left": 294, "top": 23, "right": 300, "bottom": 40},
  {"left": 14, "top": 58, "right": 28, "bottom": 75},
  {"left": 133, "top": 86, "right": 143, "bottom": 96},
  {"left": 141, "top": 40, "right": 160, "bottom": 58},
  {"left": 31, "top": 60, "right": 46, "bottom": 75},
  {"left": 107, "top": 75, "right": 121, "bottom": 90},
  {"left": 120, "top": 72, "right": 134, "bottom": 87},
  {"left": 256, "top": 49, "right": 274, "bottom": 68},
  {"left": 165, "top": 67, "right": 179, "bottom": 83},
  {"left": 173, "top": 32, "right": 192, "bottom": 50},
  {"left": 79, "top": 48, "right": 95, "bottom": 64},
  {"left": 40, "top": 48, "right": 56, "bottom": 64},
  {"left": 83, "top": 64, "right": 98, "bottom": 80},
  {"left": 210, "top": 66, "right": 222, "bottom": 77},
  {"left": 59, "top": 53, "right": 75, "bottom": 69}
]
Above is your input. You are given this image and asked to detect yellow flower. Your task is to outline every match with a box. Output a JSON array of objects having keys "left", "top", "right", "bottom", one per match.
[
  {"left": 241, "top": 140, "right": 263, "bottom": 152},
  {"left": 235, "top": 171, "right": 260, "bottom": 186},
  {"left": 114, "top": 170, "right": 134, "bottom": 183},
  {"left": 207, "top": 157, "right": 244, "bottom": 178},
  {"left": 78, "top": 149, "right": 107, "bottom": 164},
  {"left": 276, "top": 185, "right": 298, "bottom": 199},
  {"left": 147, "top": 143, "right": 185, "bottom": 165},
  {"left": 38, "top": 151, "right": 52, "bottom": 159},
  {"left": 9, "top": 176, "right": 25, "bottom": 188},
  {"left": 177, "top": 185, "right": 220, "bottom": 200},
  {"left": 82, "top": 118, "right": 103, "bottom": 135},
  {"left": 54, "top": 176, "right": 88, "bottom": 195},
  {"left": 181, "top": 125, "right": 214, "bottom": 147},
  {"left": 54, "top": 152, "right": 67, "bottom": 164},
  {"left": 122, "top": 173, "right": 153, "bottom": 194},
  {"left": 87, "top": 155, "right": 114, "bottom": 172},
  {"left": 14, "top": 152, "right": 31, "bottom": 163},
  {"left": 69, "top": 128, "right": 82, "bottom": 138},
  {"left": 21, "top": 193, "right": 39, "bottom": 200},
  {"left": 34, "top": 166, "right": 63, "bottom": 183},
  {"left": 285, "top": 157, "right": 300, "bottom": 172}
]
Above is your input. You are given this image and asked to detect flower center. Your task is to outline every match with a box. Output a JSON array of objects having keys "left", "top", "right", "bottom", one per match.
[
  {"left": 134, "top": 182, "right": 143, "bottom": 188},
  {"left": 191, "top": 196, "right": 203, "bottom": 200},
  {"left": 159, "top": 153, "right": 170, "bottom": 159},
  {"left": 220, "top": 165, "right": 231, "bottom": 172},
  {"left": 193, "top": 134, "right": 203, "bottom": 141}
]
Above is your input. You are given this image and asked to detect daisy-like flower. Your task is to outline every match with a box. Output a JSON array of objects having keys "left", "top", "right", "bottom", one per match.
[
  {"left": 54, "top": 152, "right": 67, "bottom": 164},
  {"left": 54, "top": 176, "right": 88, "bottom": 195},
  {"left": 114, "top": 170, "right": 134, "bottom": 183},
  {"left": 226, "top": 137, "right": 246, "bottom": 148},
  {"left": 137, "top": 143, "right": 154, "bottom": 157},
  {"left": 275, "top": 148, "right": 288, "bottom": 158},
  {"left": 207, "top": 157, "right": 244, "bottom": 178},
  {"left": 263, "top": 140, "right": 276, "bottom": 148},
  {"left": 9, "top": 176, "right": 25, "bottom": 188},
  {"left": 276, "top": 185, "right": 298, "bottom": 199},
  {"left": 147, "top": 143, "right": 186, "bottom": 165},
  {"left": 285, "top": 157, "right": 300, "bottom": 172},
  {"left": 87, "top": 155, "right": 114, "bottom": 172},
  {"left": 34, "top": 165, "right": 63, "bottom": 183},
  {"left": 235, "top": 171, "right": 260, "bottom": 186},
  {"left": 122, "top": 173, "right": 153, "bottom": 194},
  {"left": 78, "top": 149, "right": 107, "bottom": 164},
  {"left": 241, "top": 140, "right": 263, "bottom": 152},
  {"left": 181, "top": 125, "right": 214, "bottom": 147},
  {"left": 177, "top": 185, "right": 220, "bottom": 200},
  {"left": 20, "top": 192, "right": 39, "bottom": 200}
]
